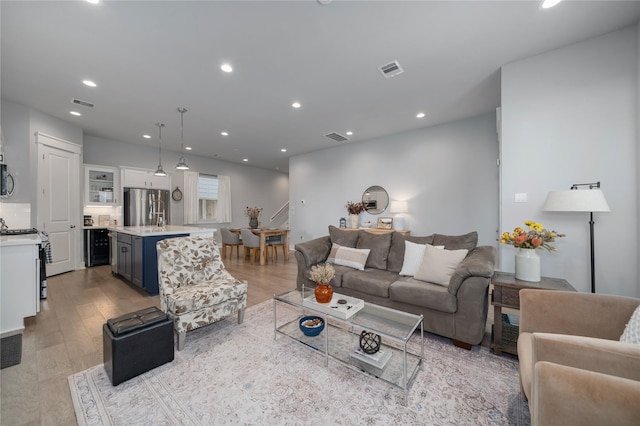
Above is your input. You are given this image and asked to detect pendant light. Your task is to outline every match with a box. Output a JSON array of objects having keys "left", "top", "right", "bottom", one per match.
[
  {"left": 175, "top": 107, "right": 190, "bottom": 170},
  {"left": 154, "top": 122, "right": 167, "bottom": 177}
]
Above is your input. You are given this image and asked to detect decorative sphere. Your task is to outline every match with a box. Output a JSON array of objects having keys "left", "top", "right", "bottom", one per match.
[{"left": 359, "top": 331, "right": 381, "bottom": 354}]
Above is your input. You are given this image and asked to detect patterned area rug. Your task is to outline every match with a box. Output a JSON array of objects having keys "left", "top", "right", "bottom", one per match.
[{"left": 68, "top": 300, "right": 530, "bottom": 425}]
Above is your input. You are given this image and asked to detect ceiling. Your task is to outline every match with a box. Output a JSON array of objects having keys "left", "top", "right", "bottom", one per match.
[{"left": 2, "top": 1, "right": 640, "bottom": 173}]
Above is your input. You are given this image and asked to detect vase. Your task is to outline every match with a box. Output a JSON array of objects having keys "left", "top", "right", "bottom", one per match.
[
  {"left": 314, "top": 283, "right": 333, "bottom": 304},
  {"left": 349, "top": 214, "right": 359, "bottom": 229},
  {"left": 249, "top": 217, "right": 259, "bottom": 229},
  {"left": 515, "top": 248, "right": 541, "bottom": 282}
]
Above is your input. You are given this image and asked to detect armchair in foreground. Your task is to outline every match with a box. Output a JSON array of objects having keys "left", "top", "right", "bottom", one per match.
[
  {"left": 157, "top": 235, "right": 248, "bottom": 350},
  {"left": 518, "top": 289, "right": 640, "bottom": 425}
]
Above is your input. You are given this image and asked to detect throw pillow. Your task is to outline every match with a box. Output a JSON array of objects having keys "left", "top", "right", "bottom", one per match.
[
  {"left": 326, "top": 243, "right": 370, "bottom": 271},
  {"left": 399, "top": 242, "right": 444, "bottom": 276},
  {"left": 387, "top": 233, "right": 435, "bottom": 272},
  {"left": 620, "top": 305, "right": 640, "bottom": 344},
  {"left": 356, "top": 231, "right": 392, "bottom": 269},
  {"left": 414, "top": 244, "right": 469, "bottom": 286},
  {"left": 328, "top": 225, "right": 359, "bottom": 248}
]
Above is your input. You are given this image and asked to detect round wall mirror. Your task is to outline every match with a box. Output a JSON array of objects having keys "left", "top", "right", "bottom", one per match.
[{"left": 361, "top": 185, "right": 389, "bottom": 215}]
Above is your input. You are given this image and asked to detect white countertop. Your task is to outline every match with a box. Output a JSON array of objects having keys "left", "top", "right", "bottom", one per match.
[
  {"left": 0, "top": 234, "right": 41, "bottom": 247},
  {"left": 107, "top": 225, "right": 215, "bottom": 237}
]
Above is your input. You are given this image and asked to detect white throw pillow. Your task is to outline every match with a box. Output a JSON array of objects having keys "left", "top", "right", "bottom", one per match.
[
  {"left": 399, "top": 242, "right": 444, "bottom": 276},
  {"left": 326, "top": 243, "right": 370, "bottom": 271},
  {"left": 620, "top": 305, "right": 640, "bottom": 344},
  {"left": 414, "top": 244, "right": 468, "bottom": 286}
]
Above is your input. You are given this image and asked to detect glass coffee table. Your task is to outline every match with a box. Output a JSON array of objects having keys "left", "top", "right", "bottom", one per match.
[{"left": 273, "top": 288, "right": 423, "bottom": 401}]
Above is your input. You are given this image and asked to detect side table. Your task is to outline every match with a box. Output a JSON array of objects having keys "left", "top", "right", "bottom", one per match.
[{"left": 491, "top": 271, "right": 575, "bottom": 356}]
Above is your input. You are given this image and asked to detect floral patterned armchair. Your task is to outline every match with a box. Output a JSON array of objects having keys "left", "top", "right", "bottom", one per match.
[{"left": 157, "top": 235, "right": 248, "bottom": 350}]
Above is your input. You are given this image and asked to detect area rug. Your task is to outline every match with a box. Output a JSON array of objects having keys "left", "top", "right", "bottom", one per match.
[{"left": 68, "top": 300, "right": 530, "bottom": 425}]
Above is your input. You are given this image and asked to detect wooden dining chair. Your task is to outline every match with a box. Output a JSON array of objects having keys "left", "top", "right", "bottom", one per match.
[
  {"left": 221, "top": 228, "right": 242, "bottom": 259},
  {"left": 267, "top": 235, "right": 287, "bottom": 261}
]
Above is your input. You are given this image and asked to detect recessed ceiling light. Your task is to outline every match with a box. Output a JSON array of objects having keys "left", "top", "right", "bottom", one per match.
[
  {"left": 185, "top": 146, "right": 192, "bottom": 151},
  {"left": 292, "top": 102, "right": 301, "bottom": 109},
  {"left": 243, "top": 158, "right": 248, "bottom": 162},
  {"left": 416, "top": 112, "right": 426, "bottom": 118},
  {"left": 221, "top": 131, "right": 229, "bottom": 136},
  {"left": 70, "top": 111, "right": 81, "bottom": 116},
  {"left": 82, "top": 80, "right": 97, "bottom": 87},
  {"left": 346, "top": 131, "right": 353, "bottom": 136},
  {"left": 220, "top": 63, "right": 233, "bottom": 73},
  {"left": 143, "top": 134, "right": 151, "bottom": 139},
  {"left": 541, "top": 0, "right": 562, "bottom": 9},
  {"left": 85, "top": 0, "right": 101, "bottom": 4},
  {"left": 281, "top": 148, "right": 287, "bottom": 152}
]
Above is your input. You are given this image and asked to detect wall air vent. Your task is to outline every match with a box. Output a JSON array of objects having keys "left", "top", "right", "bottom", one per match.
[
  {"left": 324, "top": 132, "right": 349, "bottom": 142},
  {"left": 378, "top": 60, "right": 403, "bottom": 79},
  {"left": 72, "top": 98, "right": 95, "bottom": 108}
]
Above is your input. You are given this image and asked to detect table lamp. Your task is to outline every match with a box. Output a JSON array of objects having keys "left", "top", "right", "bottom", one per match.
[
  {"left": 390, "top": 200, "right": 408, "bottom": 230},
  {"left": 542, "top": 181, "right": 610, "bottom": 293}
]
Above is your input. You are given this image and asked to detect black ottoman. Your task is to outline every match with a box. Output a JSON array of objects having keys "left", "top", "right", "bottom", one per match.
[{"left": 103, "top": 306, "right": 174, "bottom": 386}]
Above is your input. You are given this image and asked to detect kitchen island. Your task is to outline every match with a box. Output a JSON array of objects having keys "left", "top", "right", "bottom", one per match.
[{"left": 108, "top": 225, "right": 214, "bottom": 295}]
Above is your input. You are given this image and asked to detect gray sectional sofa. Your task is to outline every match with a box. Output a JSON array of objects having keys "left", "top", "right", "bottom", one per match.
[{"left": 295, "top": 226, "right": 496, "bottom": 348}]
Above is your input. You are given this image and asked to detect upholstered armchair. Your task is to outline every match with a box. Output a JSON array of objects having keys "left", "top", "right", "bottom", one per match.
[
  {"left": 518, "top": 289, "right": 640, "bottom": 425},
  {"left": 220, "top": 228, "right": 242, "bottom": 259},
  {"left": 240, "top": 229, "right": 261, "bottom": 265},
  {"left": 156, "top": 235, "right": 248, "bottom": 351}
]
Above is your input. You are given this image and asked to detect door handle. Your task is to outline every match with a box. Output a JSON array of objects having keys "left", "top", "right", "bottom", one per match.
[{"left": 70, "top": 225, "right": 76, "bottom": 228}]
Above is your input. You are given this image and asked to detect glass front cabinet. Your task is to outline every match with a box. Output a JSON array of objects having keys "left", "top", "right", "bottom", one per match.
[{"left": 84, "top": 165, "right": 119, "bottom": 206}]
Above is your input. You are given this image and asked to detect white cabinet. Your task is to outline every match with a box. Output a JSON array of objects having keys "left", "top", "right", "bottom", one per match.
[
  {"left": 85, "top": 164, "right": 119, "bottom": 205},
  {"left": 121, "top": 168, "right": 171, "bottom": 190},
  {"left": 0, "top": 238, "right": 39, "bottom": 334}
]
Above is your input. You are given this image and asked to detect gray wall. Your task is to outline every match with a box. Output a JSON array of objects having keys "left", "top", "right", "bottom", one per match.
[
  {"left": 501, "top": 25, "right": 638, "bottom": 297},
  {"left": 289, "top": 112, "right": 499, "bottom": 248},
  {"left": 83, "top": 135, "right": 289, "bottom": 232}
]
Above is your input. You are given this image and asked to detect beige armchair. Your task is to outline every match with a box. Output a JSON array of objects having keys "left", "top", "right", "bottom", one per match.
[
  {"left": 157, "top": 235, "right": 248, "bottom": 351},
  {"left": 518, "top": 289, "right": 640, "bottom": 425}
]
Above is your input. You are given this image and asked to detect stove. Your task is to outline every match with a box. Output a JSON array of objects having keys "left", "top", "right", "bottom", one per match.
[{"left": 0, "top": 228, "right": 39, "bottom": 235}]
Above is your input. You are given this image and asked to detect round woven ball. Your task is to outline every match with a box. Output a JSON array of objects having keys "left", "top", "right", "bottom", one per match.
[{"left": 359, "top": 331, "right": 381, "bottom": 354}]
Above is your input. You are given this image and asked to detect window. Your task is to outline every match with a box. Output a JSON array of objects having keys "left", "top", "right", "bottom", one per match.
[{"left": 198, "top": 174, "right": 218, "bottom": 222}]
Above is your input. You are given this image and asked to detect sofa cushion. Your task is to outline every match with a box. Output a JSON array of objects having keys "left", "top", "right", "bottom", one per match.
[
  {"left": 390, "top": 277, "right": 457, "bottom": 313},
  {"left": 399, "top": 242, "right": 444, "bottom": 276},
  {"left": 341, "top": 269, "right": 398, "bottom": 298},
  {"left": 356, "top": 231, "right": 392, "bottom": 270},
  {"left": 328, "top": 225, "right": 359, "bottom": 248},
  {"left": 414, "top": 245, "right": 468, "bottom": 286},
  {"left": 387, "top": 233, "right": 435, "bottom": 272},
  {"left": 327, "top": 243, "right": 370, "bottom": 271},
  {"left": 432, "top": 231, "right": 478, "bottom": 251}
]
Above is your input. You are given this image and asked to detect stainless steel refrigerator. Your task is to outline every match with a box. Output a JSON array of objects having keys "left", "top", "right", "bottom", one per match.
[{"left": 123, "top": 188, "right": 171, "bottom": 227}]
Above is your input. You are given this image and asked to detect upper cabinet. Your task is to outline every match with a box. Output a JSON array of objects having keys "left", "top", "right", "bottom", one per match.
[
  {"left": 85, "top": 165, "right": 119, "bottom": 206},
  {"left": 121, "top": 167, "right": 171, "bottom": 190}
]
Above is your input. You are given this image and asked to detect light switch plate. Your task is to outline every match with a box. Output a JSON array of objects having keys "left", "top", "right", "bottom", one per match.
[{"left": 515, "top": 193, "right": 527, "bottom": 203}]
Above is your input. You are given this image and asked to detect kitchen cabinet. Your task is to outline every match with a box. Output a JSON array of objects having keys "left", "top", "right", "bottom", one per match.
[
  {"left": 85, "top": 164, "right": 119, "bottom": 205},
  {"left": 132, "top": 236, "right": 143, "bottom": 288},
  {"left": 0, "top": 236, "right": 40, "bottom": 334},
  {"left": 121, "top": 168, "right": 171, "bottom": 190},
  {"left": 117, "top": 233, "right": 133, "bottom": 282}
]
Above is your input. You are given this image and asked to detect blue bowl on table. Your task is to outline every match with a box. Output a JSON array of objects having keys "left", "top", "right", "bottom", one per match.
[{"left": 299, "top": 316, "right": 325, "bottom": 337}]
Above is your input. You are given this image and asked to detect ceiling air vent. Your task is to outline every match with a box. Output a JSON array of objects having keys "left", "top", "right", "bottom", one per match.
[
  {"left": 324, "top": 132, "right": 349, "bottom": 142},
  {"left": 72, "top": 98, "right": 95, "bottom": 108},
  {"left": 378, "top": 60, "right": 403, "bottom": 79}
]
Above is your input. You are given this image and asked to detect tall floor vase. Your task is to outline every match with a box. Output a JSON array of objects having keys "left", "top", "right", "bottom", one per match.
[{"left": 515, "top": 248, "right": 541, "bottom": 282}]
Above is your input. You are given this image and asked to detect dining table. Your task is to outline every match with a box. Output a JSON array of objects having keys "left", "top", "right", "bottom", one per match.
[{"left": 230, "top": 228, "right": 290, "bottom": 266}]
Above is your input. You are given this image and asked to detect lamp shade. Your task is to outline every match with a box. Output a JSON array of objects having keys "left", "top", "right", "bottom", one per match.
[
  {"left": 542, "top": 189, "right": 610, "bottom": 212},
  {"left": 390, "top": 200, "right": 408, "bottom": 214}
]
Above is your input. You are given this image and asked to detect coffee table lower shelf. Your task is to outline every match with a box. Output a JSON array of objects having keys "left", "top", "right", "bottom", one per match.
[{"left": 275, "top": 317, "right": 422, "bottom": 395}]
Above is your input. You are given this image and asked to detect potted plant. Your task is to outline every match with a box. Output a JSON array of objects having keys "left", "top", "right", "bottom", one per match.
[
  {"left": 309, "top": 263, "right": 336, "bottom": 303},
  {"left": 345, "top": 201, "right": 365, "bottom": 229},
  {"left": 245, "top": 206, "right": 263, "bottom": 229},
  {"left": 499, "top": 221, "right": 565, "bottom": 282}
]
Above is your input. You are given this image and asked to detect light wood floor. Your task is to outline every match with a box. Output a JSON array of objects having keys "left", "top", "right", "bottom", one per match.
[{"left": 0, "top": 252, "right": 297, "bottom": 426}]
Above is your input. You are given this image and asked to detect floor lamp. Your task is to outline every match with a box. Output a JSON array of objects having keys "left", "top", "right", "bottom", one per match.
[{"left": 542, "top": 182, "right": 610, "bottom": 293}]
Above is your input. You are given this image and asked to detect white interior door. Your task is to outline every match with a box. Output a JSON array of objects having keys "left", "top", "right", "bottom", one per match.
[{"left": 37, "top": 133, "right": 81, "bottom": 276}]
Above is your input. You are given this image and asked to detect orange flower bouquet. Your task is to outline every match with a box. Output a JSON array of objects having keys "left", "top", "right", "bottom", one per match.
[{"left": 499, "top": 221, "right": 565, "bottom": 252}]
